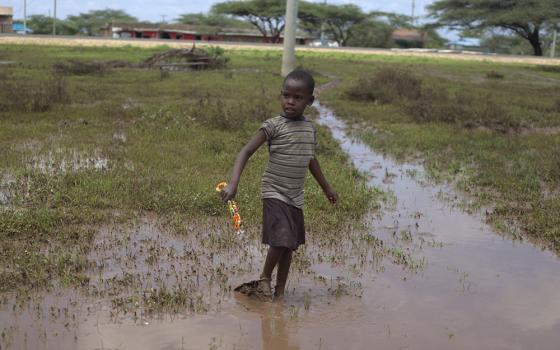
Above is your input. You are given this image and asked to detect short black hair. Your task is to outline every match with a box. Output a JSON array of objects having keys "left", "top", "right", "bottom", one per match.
[{"left": 283, "top": 69, "right": 315, "bottom": 94}]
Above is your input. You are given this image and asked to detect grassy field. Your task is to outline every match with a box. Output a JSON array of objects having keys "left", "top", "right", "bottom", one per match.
[
  {"left": 1, "top": 42, "right": 559, "bottom": 299},
  {"left": 0, "top": 44, "right": 376, "bottom": 294}
]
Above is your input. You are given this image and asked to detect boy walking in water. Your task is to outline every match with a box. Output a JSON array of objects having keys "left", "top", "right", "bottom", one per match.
[{"left": 220, "top": 69, "right": 337, "bottom": 298}]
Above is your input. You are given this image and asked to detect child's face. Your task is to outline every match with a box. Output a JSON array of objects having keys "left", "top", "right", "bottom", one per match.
[{"left": 280, "top": 78, "right": 314, "bottom": 119}]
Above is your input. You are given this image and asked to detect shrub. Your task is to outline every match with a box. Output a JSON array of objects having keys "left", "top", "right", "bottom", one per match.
[
  {"left": 0, "top": 74, "right": 71, "bottom": 112},
  {"left": 345, "top": 66, "right": 422, "bottom": 104},
  {"left": 53, "top": 60, "right": 107, "bottom": 76},
  {"left": 486, "top": 70, "right": 505, "bottom": 79},
  {"left": 537, "top": 65, "right": 560, "bottom": 73},
  {"left": 189, "top": 86, "right": 274, "bottom": 130},
  {"left": 404, "top": 89, "right": 519, "bottom": 131},
  {"left": 345, "top": 67, "right": 519, "bottom": 131}
]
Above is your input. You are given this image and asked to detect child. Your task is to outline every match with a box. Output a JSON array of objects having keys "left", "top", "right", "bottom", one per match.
[{"left": 220, "top": 69, "right": 337, "bottom": 299}]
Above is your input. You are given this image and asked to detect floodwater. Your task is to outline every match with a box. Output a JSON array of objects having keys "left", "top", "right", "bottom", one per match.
[{"left": 2, "top": 102, "right": 560, "bottom": 350}]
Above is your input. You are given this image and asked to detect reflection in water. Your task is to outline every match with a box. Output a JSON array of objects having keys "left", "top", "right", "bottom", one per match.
[{"left": 260, "top": 303, "right": 299, "bottom": 350}]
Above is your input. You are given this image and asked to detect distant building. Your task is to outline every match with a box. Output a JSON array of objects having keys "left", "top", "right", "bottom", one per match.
[
  {"left": 0, "top": 6, "right": 13, "bottom": 33},
  {"left": 100, "top": 22, "right": 312, "bottom": 44},
  {"left": 391, "top": 28, "right": 426, "bottom": 48}
]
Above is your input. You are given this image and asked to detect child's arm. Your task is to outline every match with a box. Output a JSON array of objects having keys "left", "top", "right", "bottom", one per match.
[
  {"left": 220, "top": 130, "right": 267, "bottom": 202},
  {"left": 309, "top": 158, "right": 337, "bottom": 204}
]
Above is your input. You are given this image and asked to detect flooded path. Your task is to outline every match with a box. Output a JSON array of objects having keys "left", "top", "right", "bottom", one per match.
[
  {"left": 2, "top": 103, "right": 560, "bottom": 350},
  {"left": 312, "top": 101, "right": 560, "bottom": 349}
]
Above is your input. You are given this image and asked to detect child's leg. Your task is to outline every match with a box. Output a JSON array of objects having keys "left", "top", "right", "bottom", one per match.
[
  {"left": 261, "top": 246, "right": 286, "bottom": 280},
  {"left": 274, "top": 249, "right": 293, "bottom": 297}
]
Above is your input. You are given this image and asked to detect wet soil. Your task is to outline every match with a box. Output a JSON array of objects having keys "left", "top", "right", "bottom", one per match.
[{"left": 2, "top": 103, "right": 560, "bottom": 350}]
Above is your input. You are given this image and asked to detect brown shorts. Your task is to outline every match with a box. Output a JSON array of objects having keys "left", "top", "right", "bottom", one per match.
[{"left": 262, "top": 198, "right": 305, "bottom": 251}]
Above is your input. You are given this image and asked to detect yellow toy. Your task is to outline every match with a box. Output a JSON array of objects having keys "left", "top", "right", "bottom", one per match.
[{"left": 215, "top": 181, "right": 243, "bottom": 234}]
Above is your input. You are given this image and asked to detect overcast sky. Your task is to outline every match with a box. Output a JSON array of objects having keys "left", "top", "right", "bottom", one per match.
[{"left": 6, "top": 0, "right": 435, "bottom": 23}]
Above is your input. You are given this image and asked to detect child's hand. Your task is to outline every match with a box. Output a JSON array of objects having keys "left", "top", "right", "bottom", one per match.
[
  {"left": 220, "top": 184, "right": 237, "bottom": 202},
  {"left": 324, "top": 186, "right": 337, "bottom": 205}
]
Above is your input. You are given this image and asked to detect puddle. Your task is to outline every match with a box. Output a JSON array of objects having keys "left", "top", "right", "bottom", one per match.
[
  {"left": 29, "top": 150, "right": 108, "bottom": 174},
  {"left": 313, "top": 101, "right": 560, "bottom": 349},
  {"left": 0, "top": 172, "right": 16, "bottom": 204},
  {"left": 2, "top": 103, "right": 560, "bottom": 349}
]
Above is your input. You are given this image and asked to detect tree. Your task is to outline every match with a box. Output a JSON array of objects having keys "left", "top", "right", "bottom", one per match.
[
  {"left": 176, "top": 13, "right": 251, "bottom": 29},
  {"left": 422, "top": 27, "right": 448, "bottom": 48},
  {"left": 67, "top": 9, "right": 137, "bottom": 36},
  {"left": 370, "top": 11, "right": 414, "bottom": 29},
  {"left": 480, "top": 32, "right": 534, "bottom": 54},
  {"left": 25, "top": 15, "right": 53, "bottom": 34},
  {"left": 346, "top": 19, "right": 394, "bottom": 48},
  {"left": 212, "top": 0, "right": 286, "bottom": 43},
  {"left": 299, "top": 2, "right": 366, "bottom": 46},
  {"left": 428, "top": 0, "right": 560, "bottom": 56}
]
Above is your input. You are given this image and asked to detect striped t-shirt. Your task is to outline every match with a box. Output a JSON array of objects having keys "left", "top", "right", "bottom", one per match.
[{"left": 260, "top": 115, "right": 317, "bottom": 209}]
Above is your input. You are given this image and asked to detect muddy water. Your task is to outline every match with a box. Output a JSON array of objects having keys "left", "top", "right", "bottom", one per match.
[
  {"left": 313, "top": 101, "right": 560, "bottom": 349},
  {"left": 2, "top": 103, "right": 560, "bottom": 350}
]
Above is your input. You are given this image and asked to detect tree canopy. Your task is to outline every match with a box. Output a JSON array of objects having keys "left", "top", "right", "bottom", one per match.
[
  {"left": 25, "top": 15, "right": 54, "bottom": 35},
  {"left": 176, "top": 13, "right": 252, "bottom": 29},
  {"left": 428, "top": 0, "right": 560, "bottom": 56},
  {"left": 67, "top": 9, "right": 138, "bottom": 36},
  {"left": 299, "top": 2, "right": 366, "bottom": 46},
  {"left": 345, "top": 18, "right": 394, "bottom": 48},
  {"left": 212, "top": 0, "right": 286, "bottom": 43}
]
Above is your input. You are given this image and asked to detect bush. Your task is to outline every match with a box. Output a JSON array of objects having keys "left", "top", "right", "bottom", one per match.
[
  {"left": 0, "top": 74, "right": 71, "bottom": 112},
  {"left": 403, "top": 89, "right": 518, "bottom": 131},
  {"left": 346, "top": 66, "right": 519, "bottom": 131},
  {"left": 345, "top": 66, "right": 422, "bottom": 104},
  {"left": 189, "top": 88, "right": 274, "bottom": 130},
  {"left": 53, "top": 60, "right": 107, "bottom": 76},
  {"left": 486, "top": 70, "right": 505, "bottom": 79},
  {"left": 537, "top": 65, "right": 560, "bottom": 73},
  {"left": 203, "top": 46, "right": 230, "bottom": 69}
]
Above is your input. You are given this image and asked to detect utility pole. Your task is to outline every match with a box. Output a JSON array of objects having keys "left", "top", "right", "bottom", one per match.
[
  {"left": 281, "top": 0, "right": 297, "bottom": 76},
  {"left": 551, "top": 29, "right": 558, "bottom": 58},
  {"left": 161, "top": 15, "right": 167, "bottom": 24},
  {"left": 319, "top": 0, "right": 326, "bottom": 46},
  {"left": 53, "top": 0, "right": 57, "bottom": 35},
  {"left": 23, "top": 0, "right": 27, "bottom": 34}
]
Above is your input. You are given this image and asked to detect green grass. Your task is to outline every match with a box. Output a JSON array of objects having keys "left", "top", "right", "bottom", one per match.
[
  {"left": 0, "top": 44, "right": 376, "bottom": 293},
  {"left": 2, "top": 42, "right": 558, "bottom": 296}
]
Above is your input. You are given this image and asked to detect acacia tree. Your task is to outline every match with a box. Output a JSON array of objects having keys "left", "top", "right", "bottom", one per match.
[
  {"left": 67, "top": 9, "right": 137, "bottom": 36},
  {"left": 212, "top": 0, "right": 286, "bottom": 43},
  {"left": 299, "top": 2, "right": 366, "bottom": 46},
  {"left": 428, "top": 0, "right": 560, "bottom": 56},
  {"left": 176, "top": 13, "right": 251, "bottom": 28}
]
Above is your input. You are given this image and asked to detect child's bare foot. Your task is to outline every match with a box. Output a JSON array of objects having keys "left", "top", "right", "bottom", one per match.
[
  {"left": 256, "top": 278, "right": 272, "bottom": 298},
  {"left": 273, "top": 289, "right": 285, "bottom": 301}
]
